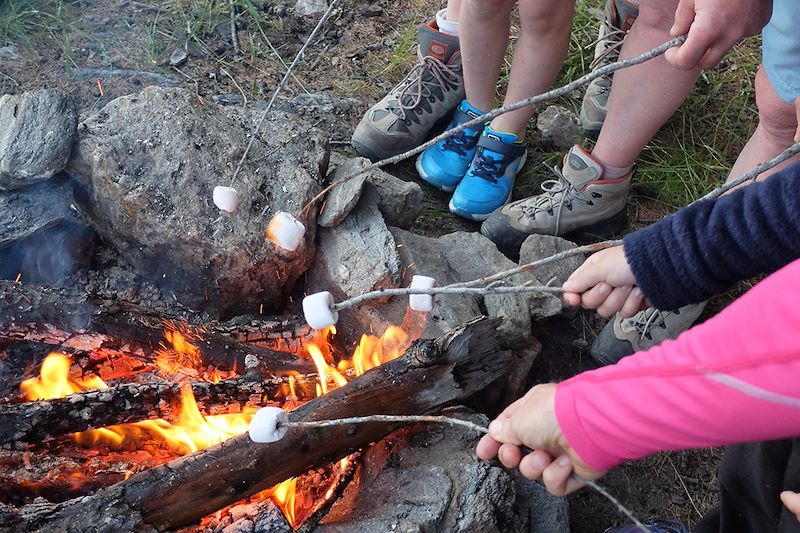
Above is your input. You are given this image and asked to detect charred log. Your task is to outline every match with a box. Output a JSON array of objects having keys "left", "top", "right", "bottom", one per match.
[
  {"left": 0, "top": 317, "right": 510, "bottom": 532},
  {"left": 0, "top": 375, "right": 325, "bottom": 445},
  {"left": 0, "top": 280, "right": 315, "bottom": 375}
]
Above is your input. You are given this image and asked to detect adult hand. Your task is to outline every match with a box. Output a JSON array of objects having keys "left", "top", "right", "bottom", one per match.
[
  {"left": 665, "top": 0, "right": 772, "bottom": 70},
  {"left": 475, "top": 384, "right": 607, "bottom": 495},
  {"left": 781, "top": 491, "right": 800, "bottom": 522},
  {"left": 561, "top": 245, "right": 646, "bottom": 318}
]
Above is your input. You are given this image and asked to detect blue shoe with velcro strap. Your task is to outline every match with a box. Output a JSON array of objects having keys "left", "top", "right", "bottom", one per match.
[
  {"left": 449, "top": 127, "right": 527, "bottom": 221},
  {"left": 416, "top": 99, "right": 485, "bottom": 192}
]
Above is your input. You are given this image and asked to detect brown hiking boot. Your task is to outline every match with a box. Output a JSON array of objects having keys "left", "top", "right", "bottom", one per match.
[
  {"left": 481, "top": 145, "right": 630, "bottom": 258},
  {"left": 351, "top": 20, "right": 464, "bottom": 162}
]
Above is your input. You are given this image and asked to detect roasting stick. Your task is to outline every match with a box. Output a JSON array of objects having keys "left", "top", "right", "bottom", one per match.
[
  {"left": 212, "top": 0, "right": 340, "bottom": 212},
  {"left": 249, "top": 408, "right": 650, "bottom": 532},
  {"left": 265, "top": 36, "right": 686, "bottom": 249}
]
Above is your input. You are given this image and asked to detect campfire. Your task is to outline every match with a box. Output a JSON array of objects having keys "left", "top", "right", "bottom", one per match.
[{"left": 1, "top": 287, "right": 491, "bottom": 531}]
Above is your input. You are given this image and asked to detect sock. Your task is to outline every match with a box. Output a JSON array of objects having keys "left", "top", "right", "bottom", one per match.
[
  {"left": 436, "top": 8, "right": 459, "bottom": 36},
  {"left": 595, "top": 158, "right": 634, "bottom": 179}
]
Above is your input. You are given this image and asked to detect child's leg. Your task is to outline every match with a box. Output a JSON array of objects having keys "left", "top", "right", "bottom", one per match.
[
  {"left": 459, "top": 0, "right": 514, "bottom": 114},
  {"left": 489, "top": 0, "right": 575, "bottom": 136},
  {"left": 591, "top": 0, "right": 699, "bottom": 170},
  {"left": 694, "top": 439, "right": 800, "bottom": 532},
  {"left": 726, "top": 66, "right": 800, "bottom": 183}
]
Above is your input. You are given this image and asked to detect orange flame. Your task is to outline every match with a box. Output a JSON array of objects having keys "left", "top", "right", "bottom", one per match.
[
  {"left": 155, "top": 323, "right": 204, "bottom": 376},
  {"left": 270, "top": 478, "right": 298, "bottom": 526},
  {"left": 75, "top": 387, "right": 255, "bottom": 454},
  {"left": 21, "top": 353, "right": 107, "bottom": 400}
]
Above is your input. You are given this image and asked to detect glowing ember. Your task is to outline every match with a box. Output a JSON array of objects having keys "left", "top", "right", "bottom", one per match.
[
  {"left": 155, "top": 322, "right": 204, "bottom": 376},
  {"left": 21, "top": 353, "right": 107, "bottom": 400}
]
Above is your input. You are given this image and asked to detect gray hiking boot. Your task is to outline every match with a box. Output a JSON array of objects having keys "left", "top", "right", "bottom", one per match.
[
  {"left": 580, "top": 0, "right": 639, "bottom": 139},
  {"left": 481, "top": 145, "right": 630, "bottom": 259},
  {"left": 351, "top": 20, "right": 464, "bottom": 162},
  {"left": 591, "top": 302, "right": 707, "bottom": 365}
]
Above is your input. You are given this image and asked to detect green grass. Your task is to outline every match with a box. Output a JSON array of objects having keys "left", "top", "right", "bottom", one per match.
[{"left": 0, "top": 0, "right": 75, "bottom": 64}]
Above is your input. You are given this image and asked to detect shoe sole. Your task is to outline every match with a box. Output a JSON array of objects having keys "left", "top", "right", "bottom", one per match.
[
  {"left": 563, "top": 209, "right": 628, "bottom": 244},
  {"left": 415, "top": 157, "right": 459, "bottom": 193}
]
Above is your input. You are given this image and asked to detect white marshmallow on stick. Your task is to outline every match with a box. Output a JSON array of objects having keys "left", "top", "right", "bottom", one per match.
[
  {"left": 249, "top": 406, "right": 289, "bottom": 443},
  {"left": 409, "top": 275, "right": 436, "bottom": 312},
  {"left": 212, "top": 186, "right": 240, "bottom": 213},
  {"left": 266, "top": 211, "right": 306, "bottom": 252},
  {"left": 303, "top": 291, "right": 339, "bottom": 330}
]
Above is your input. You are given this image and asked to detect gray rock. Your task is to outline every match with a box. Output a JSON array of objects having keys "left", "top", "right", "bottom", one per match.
[
  {"left": 67, "top": 86, "right": 328, "bottom": 317},
  {"left": 213, "top": 93, "right": 245, "bottom": 106},
  {"left": 317, "top": 162, "right": 367, "bottom": 228},
  {"left": 514, "top": 472, "right": 571, "bottom": 533},
  {"left": 0, "top": 89, "right": 77, "bottom": 190},
  {"left": 329, "top": 153, "right": 423, "bottom": 228},
  {"left": 311, "top": 196, "right": 401, "bottom": 299},
  {"left": 169, "top": 47, "right": 188, "bottom": 66},
  {"left": 0, "top": 177, "right": 97, "bottom": 284},
  {"left": 339, "top": 229, "right": 546, "bottom": 348},
  {"left": 519, "top": 234, "right": 584, "bottom": 317},
  {"left": 316, "top": 409, "right": 534, "bottom": 533},
  {"left": 536, "top": 105, "right": 582, "bottom": 149},
  {"left": 294, "top": 0, "right": 328, "bottom": 16}
]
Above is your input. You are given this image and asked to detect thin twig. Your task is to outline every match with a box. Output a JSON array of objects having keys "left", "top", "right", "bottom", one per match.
[
  {"left": 219, "top": 67, "right": 248, "bottom": 108},
  {"left": 229, "top": 0, "right": 241, "bottom": 55},
  {"left": 280, "top": 414, "right": 649, "bottom": 531},
  {"left": 330, "top": 240, "right": 621, "bottom": 312},
  {"left": 699, "top": 141, "right": 800, "bottom": 202},
  {"left": 228, "top": 0, "right": 339, "bottom": 187},
  {"left": 298, "top": 35, "right": 687, "bottom": 218},
  {"left": 667, "top": 456, "right": 702, "bottom": 519}
]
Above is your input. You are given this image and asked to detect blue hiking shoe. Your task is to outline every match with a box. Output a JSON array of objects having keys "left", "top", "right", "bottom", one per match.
[
  {"left": 415, "top": 100, "right": 485, "bottom": 192},
  {"left": 448, "top": 127, "right": 527, "bottom": 221},
  {"left": 604, "top": 518, "right": 687, "bottom": 533}
]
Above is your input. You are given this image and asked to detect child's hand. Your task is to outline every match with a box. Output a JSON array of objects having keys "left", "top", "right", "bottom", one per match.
[
  {"left": 475, "top": 384, "right": 606, "bottom": 495},
  {"left": 781, "top": 491, "right": 800, "bottom": 522},
  {"left": 561, "top": 245, "right": 646, "bottom": 318}
]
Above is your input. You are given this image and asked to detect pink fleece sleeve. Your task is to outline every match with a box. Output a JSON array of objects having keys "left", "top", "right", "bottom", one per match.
[{"left": 555, "top": 258, "right": 800, "bottom": 472}]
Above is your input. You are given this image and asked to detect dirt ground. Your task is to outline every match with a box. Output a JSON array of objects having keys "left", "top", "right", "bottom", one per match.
[{"left": 0, "top": 0, "right": 731, "bottom": 530}]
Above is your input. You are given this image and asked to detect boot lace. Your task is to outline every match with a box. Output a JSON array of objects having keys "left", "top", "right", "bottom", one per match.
[
  {"left": 586, "top": 26, "right": 627, "bottom": 93},
  {"left": 519, "top": 166, "right": 594, "bottom": 235},
  {"left": 471, "top": 150, "right": 512, "bottom": 184},
  {"left": 626, "top": 307, "right": 672, "bottom": 341},
  {"left": 442, "top": 128, "right": 480, "bottom": 156},
  {"left": 388, "top": 55, "right": 462, "bottom": 121}
]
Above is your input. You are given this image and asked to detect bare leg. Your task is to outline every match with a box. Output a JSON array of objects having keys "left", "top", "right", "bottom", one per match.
[
  {"left": 591, "top": 0, "right": 699, "bottom": 170},
  {"left": 727, "top": 65, "right": 800, "bottom": 183},
  {"left": 446, "top": 0, "right": 460, "bottom": 23},
  {"left": 459, "top": 0, "right": 514, "bottom": 114},
  {"left": 490, "top": 0, "right": 575, "bottom": 136}
]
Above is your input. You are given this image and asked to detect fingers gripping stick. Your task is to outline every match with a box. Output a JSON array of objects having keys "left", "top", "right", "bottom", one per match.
[
  {"left": 302, "top": 291, "right": 338, "bottom": 330},
  {"left": 213, "top": 186, "right": 240, "bottom": 213},
  {"left": 266, "top": 211, "right": 306, "bottom": 252},
  {"left": 249, "top": 407, "right": 289, "bottom": 443},
  {"left": 409, "top": 275, "right": 435, "bottom": 312}
]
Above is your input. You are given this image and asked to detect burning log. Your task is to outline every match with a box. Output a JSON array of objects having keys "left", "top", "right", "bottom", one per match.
[
  {"left": 0, "top": 280, "right": 315, "bottom": 375},
  {"left": 0, "top": 376, "right": 313, "bottom": 445},
  {"left": 0, "top": 317, "right": 510, "bottom": 532}
]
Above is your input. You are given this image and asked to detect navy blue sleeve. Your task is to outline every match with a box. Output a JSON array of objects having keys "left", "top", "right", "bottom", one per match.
[{"left": 623, "top": 161, "right": 800, "bottom": 311}]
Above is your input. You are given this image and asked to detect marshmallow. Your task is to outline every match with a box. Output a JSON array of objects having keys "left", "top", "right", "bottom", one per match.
[
  {"left": 302, "top": 291, "right": 339, "bottom": 330},
  {"left": 409, "top": 275, "right": 436, "bottom": 312},
  {"left": 249, "top": 406, "right": 289, "bottom": 443},
  {"left": 266, "top": 211, "right": 306, "bottom": 252},
  {"left": 213, "top": 186, "right": 240, "bottom": 213}
]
